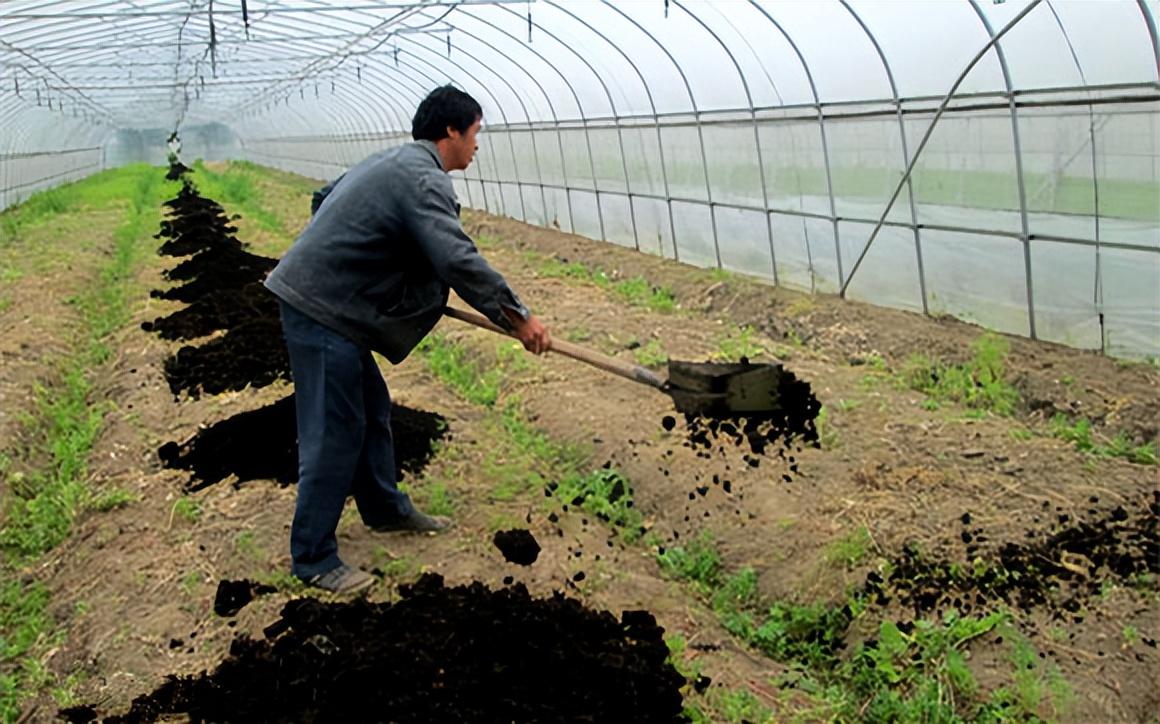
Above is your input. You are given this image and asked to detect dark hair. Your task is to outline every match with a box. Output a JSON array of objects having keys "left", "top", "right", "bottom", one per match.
[{"left": 411, "top": 85, "right": 482, "bottom": 141}]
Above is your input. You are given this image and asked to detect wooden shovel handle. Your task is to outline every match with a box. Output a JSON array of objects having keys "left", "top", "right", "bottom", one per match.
[{"left": 442, "top": 306, "right": 666, "bottom": 390}]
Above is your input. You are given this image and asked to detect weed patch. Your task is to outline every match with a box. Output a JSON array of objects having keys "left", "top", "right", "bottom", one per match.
[
  {"left": 901, "top": 332, "right": 1020, "bottom": 415},
  {"left": 1049, "top": 414, "right": 1156, "bottom": 465}
]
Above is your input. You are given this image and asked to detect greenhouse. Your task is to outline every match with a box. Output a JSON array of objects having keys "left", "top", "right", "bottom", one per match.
[{"left": 1, "top": 1, "right": 1157, "bottom": 722}]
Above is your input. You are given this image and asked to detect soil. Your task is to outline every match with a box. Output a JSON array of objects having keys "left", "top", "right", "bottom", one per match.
[
  {"left": 6, "top": 162, "right": 1155, "bottom": 724},
  {"left": 492, "top": 528, "right": 541, "bottom": 566},
  {"left": 157, "top": 394, "right": 448, "bottom": 491},
  {"left": 63, "top": 574, "right": 684, "bottom": 723}
]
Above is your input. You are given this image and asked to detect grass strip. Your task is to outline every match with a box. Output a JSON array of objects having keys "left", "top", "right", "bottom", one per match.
[{"left": 0, "top": 166, "right": 170, "bottom": 720}]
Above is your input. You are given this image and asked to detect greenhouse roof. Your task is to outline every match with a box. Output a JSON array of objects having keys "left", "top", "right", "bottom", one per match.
[{"left": 3, "top": 1, "right": 1158, "bottom": 141}]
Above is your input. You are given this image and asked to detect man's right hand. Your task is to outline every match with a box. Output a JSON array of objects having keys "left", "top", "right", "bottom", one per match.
[{"left": 510, "top": 314, "right": 551, "bottom": 355}]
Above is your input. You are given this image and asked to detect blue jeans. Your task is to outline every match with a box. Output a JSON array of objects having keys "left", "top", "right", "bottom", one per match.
[{"left": 279, "top": 300, "right": 414, "bottom": 579}]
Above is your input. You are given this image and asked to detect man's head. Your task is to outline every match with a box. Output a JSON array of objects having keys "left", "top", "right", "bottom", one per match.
[{"left": 412, "top": 85, "right": 482, "bottom": 172}]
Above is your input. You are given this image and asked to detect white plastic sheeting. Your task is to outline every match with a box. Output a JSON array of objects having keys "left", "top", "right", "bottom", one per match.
[{"left": 2, "top": 0, "right": 1158, "bottom": 357}]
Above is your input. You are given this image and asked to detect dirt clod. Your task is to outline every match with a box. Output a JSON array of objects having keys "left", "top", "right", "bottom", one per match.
[{"left": 492, "top": 529, "right": 541, "bottom": 566}]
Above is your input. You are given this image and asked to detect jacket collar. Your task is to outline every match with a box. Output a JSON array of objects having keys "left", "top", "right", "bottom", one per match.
[{"left": 414, "top": 139, "right": 445, "bottom": 171}]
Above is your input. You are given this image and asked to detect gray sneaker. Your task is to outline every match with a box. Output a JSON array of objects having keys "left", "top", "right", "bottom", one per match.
[
  {"left": 306, "top": 564, "right": 374, "bottom": 594},
  {"left": 371, "top": 510, "right": 452, "bottom": 534}
]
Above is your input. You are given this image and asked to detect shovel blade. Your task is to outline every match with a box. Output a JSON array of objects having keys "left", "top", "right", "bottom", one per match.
[{"left": 666, "top": 360, "right": 784, "bottom": 415}]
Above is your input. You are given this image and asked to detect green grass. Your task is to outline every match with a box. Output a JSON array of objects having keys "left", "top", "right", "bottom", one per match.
[
  {"left": 1048, "top": 414, "right": 1156, "bottom": 465},
  {"left": 190, "top": 160, "right": 287, "bottom": 236},
  {"left": 657, "top": 532, "right": 724, "bottom": 594},
  {"left": 712, "top": 325, "right": 767, "bottom": 362},
  {"left": 0, "top": 165, "right": 171, "bottom": 721},
  {"left": 416, "top": 333, "right": 506, "bottom": 406},
  {"left": 657, "top": 531, "right": 1068, "bottom": 722},
  {"left": 171, "top": 497, "right": 203, "bottom": 525},
  {"left": 2, "top": 167, "right": 166, "bottom": 558},
  {"left": 552, "top": 468, "right": 644, "bottom": 542},
  {"left": 535, "top": 255, "right": 677, "bottom": 313},
  {"left": 901, "top": 332, "right": 1020, "bottom": 416},
  {"left": 823, "top": 526, "right": 874, "bottom": 568},
  {"left": 813, "top": 406, "right": 839, "bottom": 449},
  {"left": 632, "top": 339, "right": 668, "bottom": 368}
]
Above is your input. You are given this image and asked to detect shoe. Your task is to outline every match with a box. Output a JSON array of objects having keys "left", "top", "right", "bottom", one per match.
[
  {"left": 305, "top": 563, "right": 374, "bottom": 594},
  {"left": 371, "top": 509, "right": 452, "bottom": 533}
]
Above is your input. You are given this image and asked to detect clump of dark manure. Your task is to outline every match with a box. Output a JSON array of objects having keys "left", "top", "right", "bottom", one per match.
[
  {"left": 864, "top": 494, "right": 1160, "bottom": 622},
  {"left": 77, "top": 573, "right": 686, "bottom": 723},
  {"left": 213, "top": 579, "right": 276, "bottom": 617},
  {"left": 493, "top": 528, "right": 541, "bottom": 565},
  {"left": 148, "top": 181, "right": 289, "bottom": 397},
  {"left": 159, "top": 394, "right": 448, "bottom": 491},
  {"left": 162, "top": 323, "right": 290, "bottom": 398}
]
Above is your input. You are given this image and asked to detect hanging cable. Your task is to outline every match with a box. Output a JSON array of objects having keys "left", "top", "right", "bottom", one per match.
[
  {"left": 208, "top": 0, "right": 218, "bottom": 78},
  {"left": 242, "top": 0, "right": 251, "bottom": 40},
  {"left": 528, "top": 1, "right": 533, "bottom": 42}
]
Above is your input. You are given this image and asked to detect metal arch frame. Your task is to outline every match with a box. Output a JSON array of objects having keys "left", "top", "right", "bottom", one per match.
[
  {"left": 398, "top": 29, "right": 533, "bottom": 222},
  {"left": 444, "top": 11, "right": 568, "bottom": 228},
  {"left": 698, "top": 2, "right": 784, "bottom": 286},
  {"left": 388, "top": 33, "right": 521, "bottom": 216},
  {"left": 969, "top": 0, "right": 1037, "bottom": 339},
  {"left": 523, "top": 2, "right": 641, "bottom": 250},
  {"left": 749, "top": 2, "right": 845, "bottom": 290},
  {"left": 2, "top": 0, "right": 1159, "bottom": 358},
  {"left": 225, "top": 5, "right": 432, "bottom": 123},
  {"left": 224, "top": 6, "right": 425, "bottom": 136},
  {"left": 673, "top": 0, "right": 758, "bottom": 271},
  {"left": 492, "top": 2, "right": 632, "bottom": 245},
  {"left": 841, "top": 0, "right": 929, "bottom": 315},
  {"left": 1044, "top": 0, "right": 1106, "bottom": 351},
  {"left": 1141, "top": 0, "right": 1160, "bottom": 80},
  {"left": 841, "top": 0, "right": 1044, "bottom": 296},
  {"left": 602, "top": 3, "right": 700, "bottom": 264},
  {"left": 547, "top": 0, "right": 673, "bottom": 255}
]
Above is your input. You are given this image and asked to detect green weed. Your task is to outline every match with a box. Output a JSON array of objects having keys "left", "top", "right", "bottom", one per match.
[
  {"left": 814, "top": 406, "right": 839, "bottom": 449},
  {"left": 657, "top": 532, "right": 723, "bottom": 594},
  {"left": 633, "top": 339, "right": 668, "bottom": 368},
  {"left": 901, "top": 332, "right": 1020, "bottom": 415},
  {"left": 419, "top": 483, "right": 454, "bottom": 517},
  {"left": 88, "top": 488, "right": 140, "bottom": 512},
  {"left": 190, "top": 161, "right": 285, "bottom": 235},
  {"left": 416, "top": 333, "right": 503, "bottom": 406},
  {"left": 1049, "top": 414, "right": 1157, "bottom": 465},
  {"left": 535, "top": 256, "right": 676, "bottom": 313},
  {"left": 235, "top": 531, "right": 263, "bottom": 560},
  {"left": 712, "top": 325, "right": 766, "bottom": 362},
  {"left": 171, "top": 497, "right": 202, "bottom": 524},
  {"left": 178, "top": 571, "right": 204, "bottom": 596},
  {"left": 611, "top": 276, "right": 677, "bottom": 313},
  {"left": 824, "top": 526, "right": 873, "bottom": 568},
  {"left": 716, "top": 688, "right": 773, "bottom": 723},
  {"left": 553, "top": 468, "right": 643, "bottom": 542},
  {"left": 1, "top": 167, "right": 165, "bottom": 560},
  {"left": 985, "top": 628, "right": 1073, "bottom": 720},
  {"left": 1122, "top": 625, "right": 1139, "bottom": 647},
  {"left": 565, "top": 325, "right": 593, "bottom": 342}
]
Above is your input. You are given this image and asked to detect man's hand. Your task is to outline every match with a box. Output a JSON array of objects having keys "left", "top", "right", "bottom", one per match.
[{"left": 507, "top": 312, "right": 551, "bottom": 355}]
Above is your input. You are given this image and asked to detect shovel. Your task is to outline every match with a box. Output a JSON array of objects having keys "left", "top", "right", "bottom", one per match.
[{"left": 442, "top": 306, "right": 786, "bottom": 417}]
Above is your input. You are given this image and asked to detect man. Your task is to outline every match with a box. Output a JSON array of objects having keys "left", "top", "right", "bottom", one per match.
[{"left": 264, "top": 86, "right": 550, "bottom": 593}]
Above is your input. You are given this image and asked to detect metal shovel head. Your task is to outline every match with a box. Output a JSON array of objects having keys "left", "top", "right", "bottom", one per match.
[{"left": 665, "top": 360, "right": 785, "bottom": 416}]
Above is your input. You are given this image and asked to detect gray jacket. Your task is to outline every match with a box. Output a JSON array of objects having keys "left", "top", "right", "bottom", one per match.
[{"left": 264, "top": 140, "right": 528, "bottom": 363}]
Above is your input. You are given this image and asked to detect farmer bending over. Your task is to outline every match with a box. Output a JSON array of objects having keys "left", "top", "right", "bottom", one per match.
[{"left": 264, "top": 85, "right": 550, "bottom": 593}]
